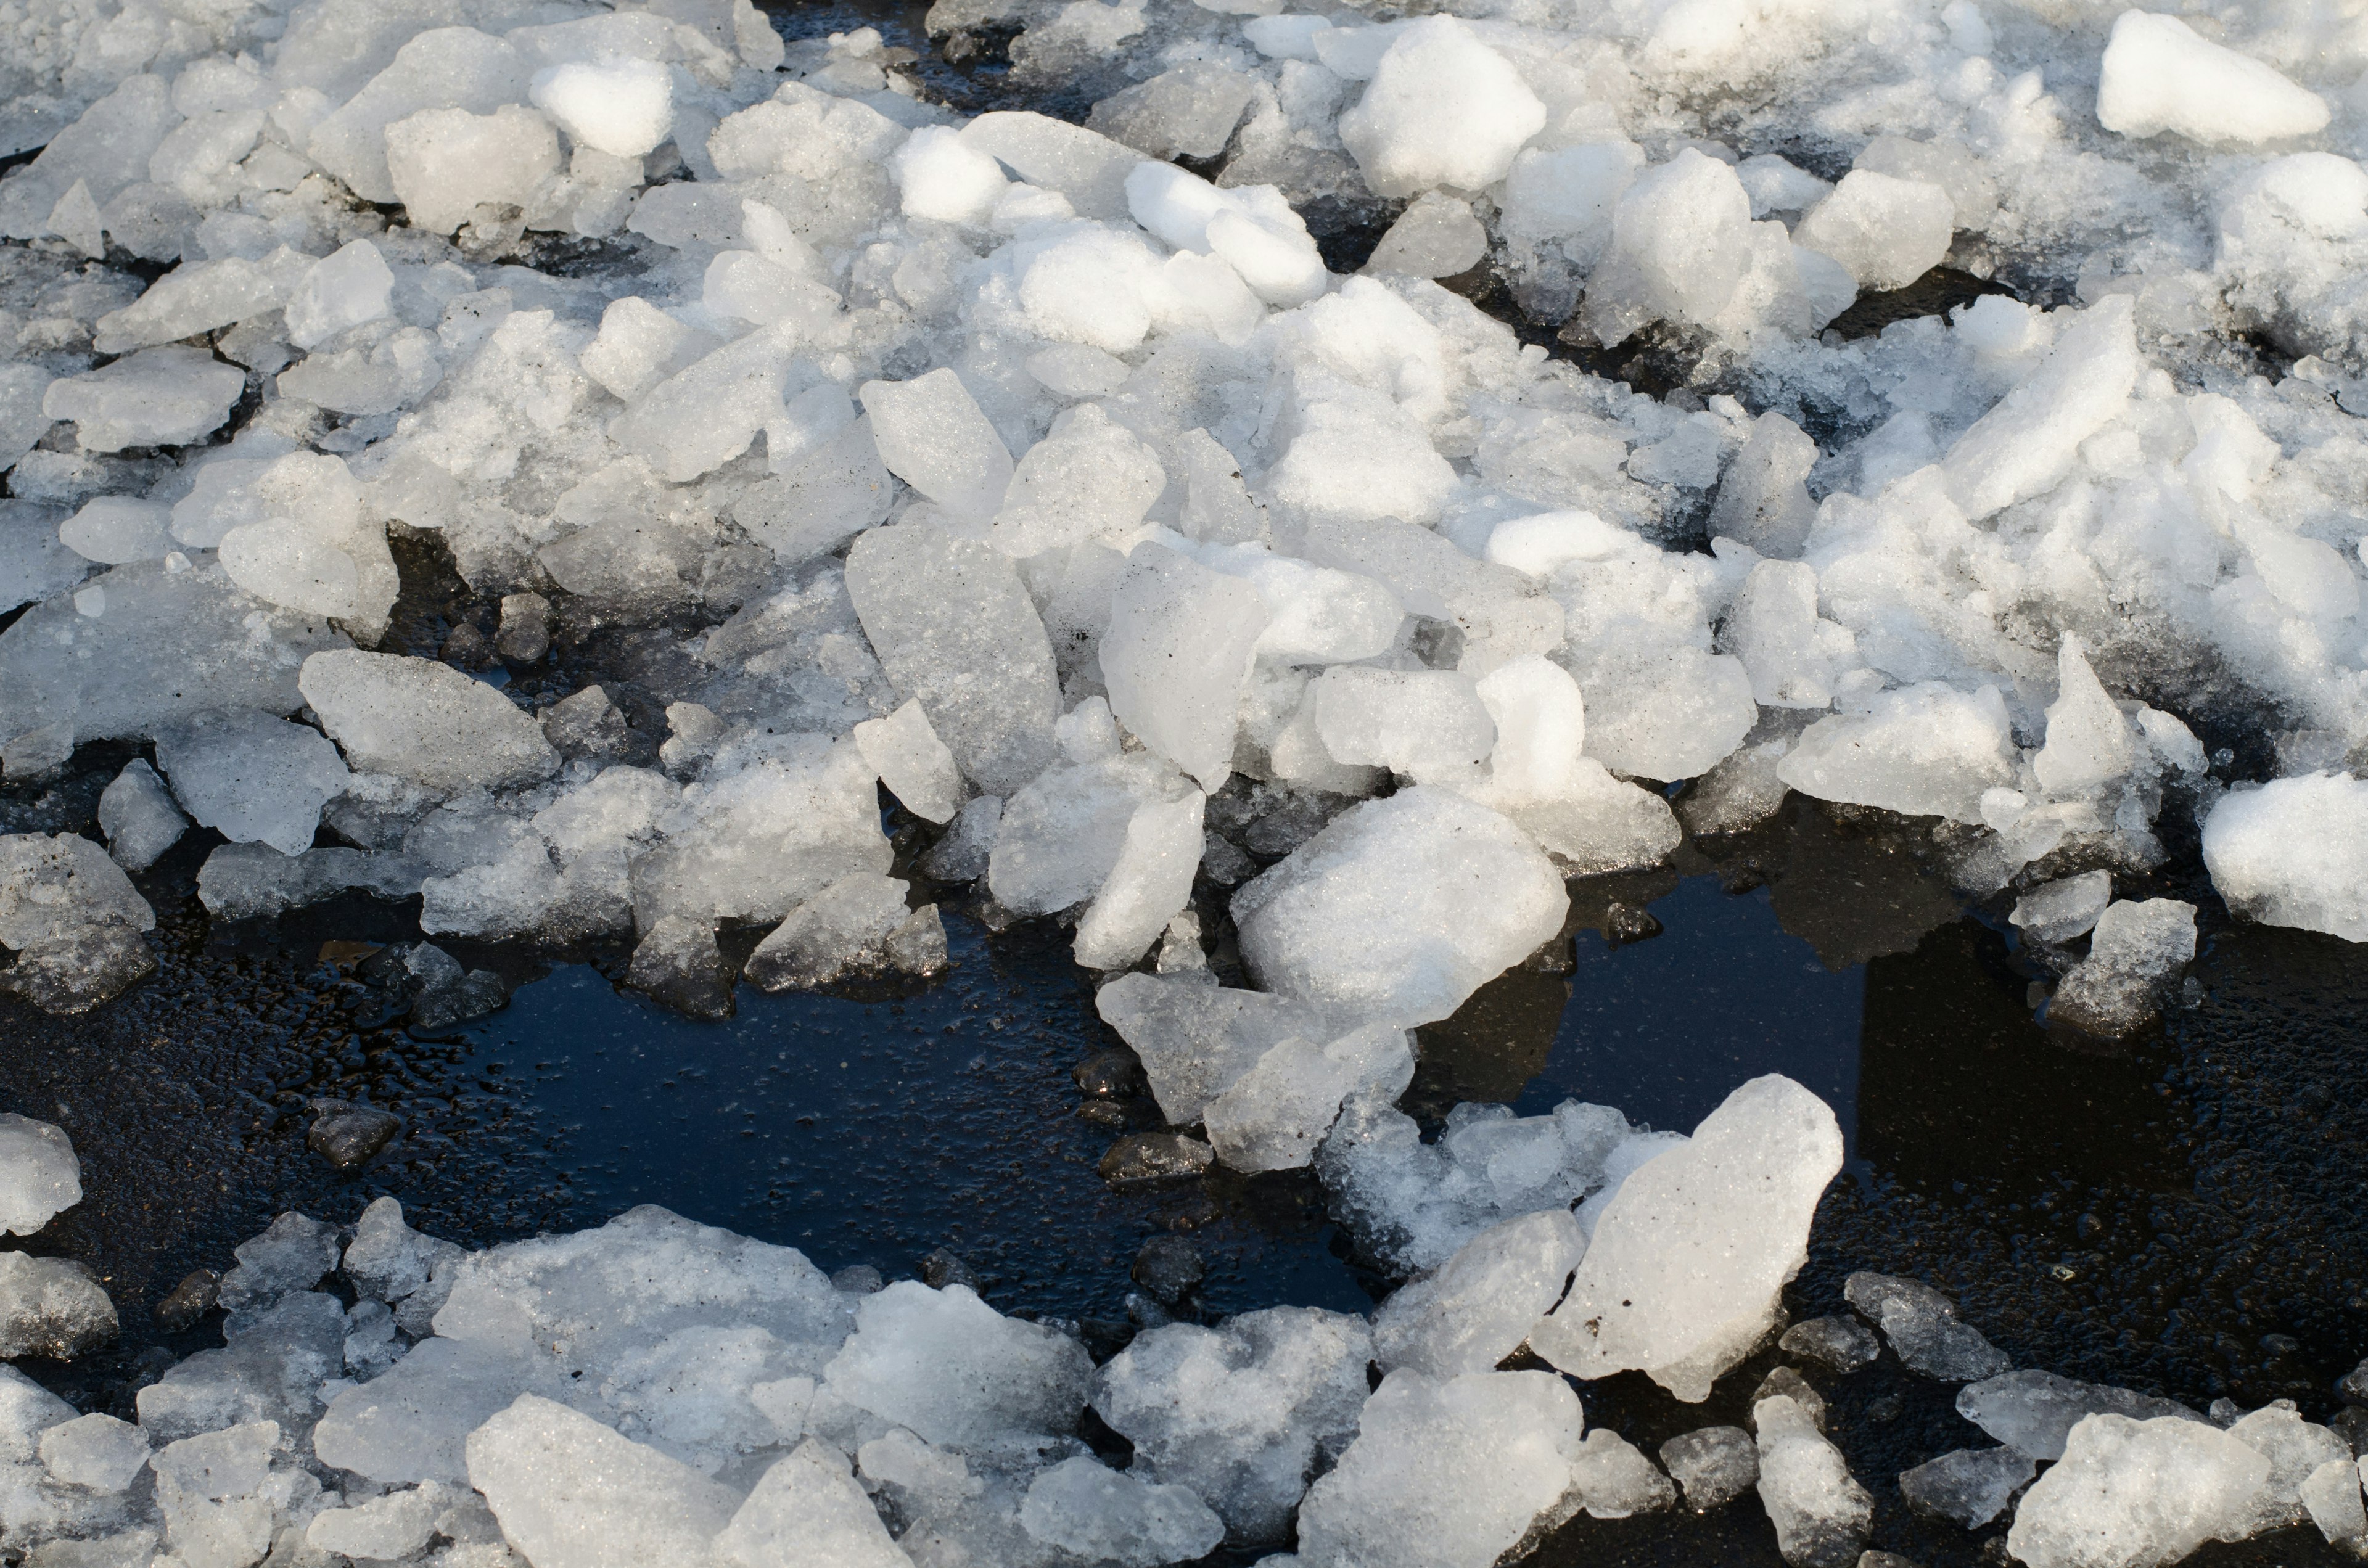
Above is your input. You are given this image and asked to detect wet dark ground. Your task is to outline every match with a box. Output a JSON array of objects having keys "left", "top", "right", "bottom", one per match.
[{"left": 0, "top": 4, "right": 2363, "bottom": 1565}]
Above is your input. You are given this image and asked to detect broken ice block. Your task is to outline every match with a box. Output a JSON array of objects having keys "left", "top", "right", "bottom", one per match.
[
  {"left": 2048, "top": 898, "right": 2197, "bottom": 1036},
  {"left": 1102, "top": 542, "right": 1269, "bottom": 790},
  {"left": 1843, "top": 1272, "right": 2011, "bottom": 1381},
  {"left": 300, "top": 651, "right": 557, "bottom": 794},
  {"left": 2202, "top": 773, "right": 2368, "bottom": 942},
  {"left": 1531, "top": 1077, "right": 1843, "bottom": 1401},
  {"left": 1231, "top": 787, "right": 1566, "bottom": 1027},
  {"left": 156, "top": 708, "right": 348, "bottom": 856},
  {"left": 1337, "top": 17, "right": 1545, "bottom": 198},
  {"left": 1754, "top": 1394, "right": 1873, "bottom": 1567},
  {"left": 2006, "top": 1413, "right": 2272, "bottom": 1568}
]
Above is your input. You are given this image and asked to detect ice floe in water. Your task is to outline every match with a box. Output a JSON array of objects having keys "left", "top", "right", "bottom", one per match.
[{"left": 2, "top": 0, "right": 2367, "bottom": 1558}]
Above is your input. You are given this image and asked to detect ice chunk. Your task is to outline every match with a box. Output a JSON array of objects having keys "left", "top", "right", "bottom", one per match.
[
  {"left": 989, "top": 742, "right": 1180, "bottom": 917},
  {"left": 1337, "top": 17, "right": 1545, "bottom": 199},
  {"left": 1793, "top": 171, "right": 1955, "bottom": 292},
  {"left": 854, "top": 700, "right": 963, "bottom": 824},
  {"left": 1661, "top": 1426, "right": 1758, "bottom": 1512},
  {"left": 155, "top": 709, "right": 348, "bottom": 856},
  {"left": 2013, "top": 871, "right": 2113, "bottom": 945},
  {"left": 1899, "top": 1445, "right": 2034, "bottom": 1526},
  {"left": 2096, "top": 10, "right": 2328, "bottom": 146},
  {"left": 821, "top": 1282, "right": 1092, "bottom": 1450},
  {"left": 1313, "top": 668, "right": 1495, "bottom": 784},
  {"left": 1264, "top": 393, "right": 1457, "bottom": 530},
  {"left": 2033, "top": 634, "right": 2135, "bottom": 797},
  {"left": 1578, "top": 150, "right": 1756, "bottom": 345},
  {"left": 40, "top": 1411, "right": 148, "bottom": 1493},
  {"left": 0, "top": 832, "right": 157, "bottom": 1014},
  {"left": 960, "top": 111, "right": 1140, "bottom": 221},
  {"left": 1090, "top": 60, "right": 1257, "bottom": 161},
  {"left": 1297, "top": 1369, "right": 1581, "bottom": 1568},
  {"left": 532, "top": 59, "right": 672, "bottom": 158},
  {"left": 1577, "top": 644, "right": 1758, "bottom": 782},
  {"left": 467, "top": 1394, "right": 739, "bottom": 1568},
  {"left": 385, "top": 105, "right": 561, "bottom": 234},
  {"left": 892, "top": 125, "right": 1008, "bottom": 224},
  {"left": 1231, "top": 787, "right": 1566, "bottom": 1027},
  {"left": 1777, "top": 683, "right": 2017, "bottom": 824},
  {"left": 1102, "top": 542, "right": 1270, "bottom": 789},
  {"left": 2301, "top": 1458, "right": 2367, "bottom": 1550},
  {"left": 1074, "top": 792, "right": 1206, "bottom": 971},
  {"left": 1531, "top": 1077, "right": 1843, "bottom": 1401},
  {"left": 1566, "top": 1428, "right": 1678, "bottom": 1518},
  {"left": 1365, "top": 192, "right": 1489, "bottom": 278},
  {"left": 283, "top": 239, "right": 393, "bottom": 351},
  {"left": 42, "top": 348, "right": 245, "bottom": 453},
  {"left": 1754, "top": 1394, "right": 1873, "bottom": 1567},
  {"left": 307, "top": 1485, "right": 439, "bottom": 1559},
  {"left": 991, "top": 405, "right": 1166, "bottom": 559},
  {"left": 1779, "top": 1316, "right": 1880, "bottom": 1373},
  {"left": 1123, "top": 162, "right": 1327, "bottom": 307},
  {"left": 304, "top": 27, "right": 533, "bottom": 202},
  {"left": 2049, "top": 898, "right": 2197, "bottom": 1035},
  {"left": 1941, "top": 296, "right": 2140, "bottom": 520},
  {"left": 0, "top": 1115, "right": 80, "bottom": 1236},
  {"left": 1094, "top": 1307, "right": 1371, "bottom": 1544},
  {"left": 2007, "top": 1413, "right": 2273, "bottom": 1568},
  {"left": 0, "top": 1252, "right": 118, "bottom": 1357},
  {"left": 580, "top": 297, "right": 717, "bottom": 406},
  {"left": 150, "top": 1420, "right": 279, "bottom": 1568},
  {"left": 1180, "top": 542, "right": 1404, "bottom": 665},
  {"left": 299, "top": 651, "right": 558, "bottom": 794},
  {"left": 2202, "top": 773, "right": 2368, "bottom": 941},
  {"left": 217, "top": 1212, "right": 340, "bottom": 1312},
  {"left": 1708, "top": 414, "right": 1819, "bottom": 557},
  {"left": 1956, "top": 1370, "right": 2205, "bottom": 1463},
  {"left": 1202, "top": 1022, "right": 1414, "bottom": 1172},
  {"left": 1021, "top": 1455, "right": 1225, "bottom": 1566},
  {"left": 61, "top": 496, "right": 173, "bottom": 564},
  {"left": 859, "top": 371, "right": 1013, "bottom": 524},
  {"left": 847, "top": 523, "right": 1059, "bottom": 795},
  {"left": 1095, "top": 972, "right": 1338, "bottom": 1124},
  {"left": 1372, "top": 1209, "right": 1585, "bottom": 1379},
  {"left": 745, "top": 872, "right": 944, "bottom": 990},
  {"left": 715, "top": 1439, "right": 910, "bottom": 1568},
  {"left": 1843, "top": 1273, "right": 2011, "bottom": 1381},
  {"left": 1722, "top": 560, "right": 1857, "bottom": 708}
]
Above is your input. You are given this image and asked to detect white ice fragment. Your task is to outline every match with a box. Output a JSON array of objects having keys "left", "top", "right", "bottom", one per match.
[
  {"left": 1093, "top": 1307, "right": 1371, "bottom": 1544},
  {"left": 2301, "top": 1458, "right": 2367, "bottom": 1550},
  {"left": 1662, "top": 1426, "right": 1759, "bottom": 1511},
  {"left": 1337, "top": 17, "right": 1545, "bottom": 198},
  {"left": 612, "top": 329, "right": 797, "bottom": 483},
  {"left": 1778, "top": 683, "right": 2017, "bottom": 824},
  {"left": 1231, "top": 787, "right": 1566, "bottom": 1027},
  {"left": 1484, "top": 510, "right": 1636, "bottom": 577},
  {"left": 1365, "top": 192, "right": 1488, "bottom": 279},
  {"left": 1722, "top": 559, "right": 1857, "bottom": 709},
  {"left": 40, "top": 1411, "right": 148, "bottom": 1493},
  {"left": 580, "top": 297, "right": 717, "bottom": 406},
  {"left": 1125, "top": 162, "right": 1327, "bottom": 306},
  {"left": 42, "top": 348, "right": 246, "bottom": 453},
  {"left": 307, "top": 1485, "right": 440, "bottom": 1560},
  {"left": 1955, "top": 1370, "right": 2206, "bottom": 1463},
  {"left": 385, "top": 104, "right": 561, "bottom": 234},
  {"left": 1202, "top": 1023, "right": 1414, "bottom": 1172},
  {"left": 1095, "top": 972, "right": 1339, "bottom": 1124},
  {"left": 990, "top": 404, "right": 1166, "bottom": 559},
  {"left": 853, "top": 700, "right": 964, "bottom": 824},
  {"left": 1312, "top": 667, "right": 1496, "bottom": 784},
  {"left": 467, "top": 1395, "right": 739, "bottom": 1568},
  {"left": 892, "top": 125, "right": 1009, "bottom": 224},
  {"left": 2012, "top": 871, "right": 2113, "bottom": 944},
  {"left": 1754, "top": 1394, "right": 1873, "bottom": 1567},
  {"left": 2033, "top": 633, "right": 2135, "bottom": 797},
  {"left": 2097, "top": 10, "right": 2329, "bottom": 146},
  {"left": 2006, "top": 1413, "right": 2273, "bottom": 1568},
  {"left": 1577, "top": 150, "right": 1756, "bottom": 345},
  {"left": 531, "top": 59, "right": 672, "bottom": 158},
  {"left": 61, "top": 497, "right": 173, "bottom": 564},
  {"left": 299, "top": 651, "right": 559, "bottom": 794},
  {"left": 1020, "top": 1456, "right": 1225, "bottom": 1567},
  {"left": 821, "top": 1282, "right": 1092, "bottom": 1450},
  {"left": 1941, "top": 296, "right": 2140, "bottom": 520},
  {"left": 1102, "top": 541, "right": 1270, "bottom": 790},
  {"left": 1371, "top": 1208, "right": 1585, "bottom": 1379},
  {"left": 844, "top": 523, "right": 1059, "bottom": 794},
  {"left": 2202, "top": 773, "right": 2368, "bottom": 941},
  {"left": 1566, "top": 1428, "right": 1679, "bottom": 1518},
  {"left": 2049, "top": 898, "right": 2197, "bottom": 1036},
  {"left": 283, "top": 239, "right": 393, "bottom": 351},
  {"left": 1500, "top": 142, "right": 1642, "bottom": 261},
  {"left": 1074, "top": 792, "right": 1206, "bottom": 971},
  {"left": 960, "top": 111, "right": 1141, "bottom": 221},
  {"left": 1296, "top": 1369, "right": 1581, "bottom": 1568},
  {"left": 858, "top": 370, "right": 1013, "bottom": 523},
  {"left": 0, "top": 1115, "right": 79, "bottom": 1237},
  {"left": 1793, "top": 171, "right": 1955, "bottom": 292},
  {"left": 1531, "top": 1077, "right": 1843, "bottom": 1402},
  {"left": 1737, "top": 154, "right": 1832, "bottom": 216},
  {"left": 715, "top": 1439, "right": 911, "bottom": 1568},
  {"left": 155, "top": 709, "right": 348, "bottom": 857}
]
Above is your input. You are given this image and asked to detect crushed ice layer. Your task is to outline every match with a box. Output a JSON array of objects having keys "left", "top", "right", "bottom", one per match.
[{"left": 1, "top": 0, "right": 2367, "bottom": 1557}]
